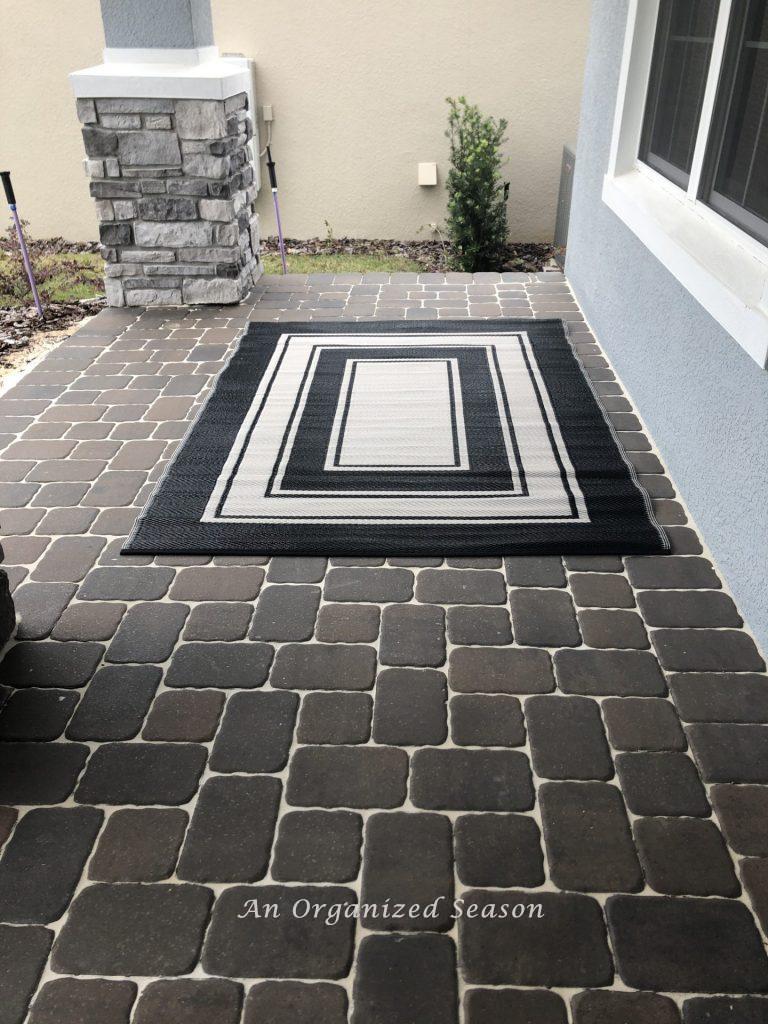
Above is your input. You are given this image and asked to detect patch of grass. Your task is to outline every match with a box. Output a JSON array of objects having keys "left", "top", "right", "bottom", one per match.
[
  {"left": 0, "top": 251, "right": 103, "bottom": 307},
  {"left": 261, "top": 252, "right": 423, "bottom": 275}
]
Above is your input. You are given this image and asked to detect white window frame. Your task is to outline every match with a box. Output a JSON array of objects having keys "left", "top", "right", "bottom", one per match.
[{"left": 603, "top": 0, "right": 768, "bottom": 369}]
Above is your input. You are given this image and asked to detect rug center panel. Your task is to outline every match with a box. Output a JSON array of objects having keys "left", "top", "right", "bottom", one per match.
[
  {"left": 329, "top": 358, "right": 467, "bottom": 471},
  {"left": 204, "top": 332, "right": 587, "bottom": 524}
]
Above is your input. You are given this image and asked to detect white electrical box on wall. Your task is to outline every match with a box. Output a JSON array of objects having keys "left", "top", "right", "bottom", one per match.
[{"left": 418, "top": 162, "right": 438, "bottom": 186}]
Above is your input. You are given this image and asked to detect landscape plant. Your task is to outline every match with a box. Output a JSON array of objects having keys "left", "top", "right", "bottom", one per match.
[{"left": 444, "top": 96, "right": 509, "bottom": 272}]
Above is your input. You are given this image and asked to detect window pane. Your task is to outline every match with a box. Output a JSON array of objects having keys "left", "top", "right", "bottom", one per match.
[
  {"left": 640, "top": 0, "right": 719, "bottom": 187},
  {"left": 706, "top": 0, "right": 768, "bottom": 239}
]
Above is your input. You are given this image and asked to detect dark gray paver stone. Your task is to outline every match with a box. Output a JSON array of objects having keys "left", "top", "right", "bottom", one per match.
[
  {"left": 634, "top": 817, "right": 739, "bottom": 896},
  {"left": 31, "top": 536, "right": 105, "bottom": 582},
  {"left": 52, "top": 601, "right": 126, "bottom": 641},
  {"left": 742, "top": 858, "right": 768, "bottom": 934},
  {"left": 0, "top": 688, "right": 78, "bottom": 740},
  {"left": 606, "top": 895, "right": 768, "bottom": 992},
  {"left": 0, "top": 807, "right": 102, "bottom": 923},
  {"left": 244, "top": 982, "right": 346, "bottom": 1024},
  {"left": 616, "top": 752, "right": 710, "bottom": 816},
  {"left": 0, "top": 808, "right": 16, "bottom": 848},
  {"left": 454, "top": 813, "right": 543, "bottom": 887},
  {"left": 0, "top": 743, "right": 89, "bottom": 804},
  {"left": 165, "top": 642, "right": 274, "bottom": 689},
  {"left": 183, "top": 602, "right": 252, "bottom": 641},
  {"left": 639, "top": 590, "right": 742, "bottom": 627},
  {"left": 52, "top": 883, "right": 213, "bottom": 976},
  {"left": 0, "top": 642, "right": 104, "bottom": 688},
  {"left": 89, "top": 808, "right": 187, "bottom": 882},
  {"left": 688, "top": 724, "right": 768, "bottom": 782},
  {"left": 133, "top": 979, "right": 242, "bottom": 1024},
  {"left": 78, "top": 567, "right": 174, "bottom": 601},
  {"left": 169, "top": 566, "right": 264, "bottom": 601},
  {"left": 504, "top": 556, "right": 566, "bottom": 587},
  {"left": 578, "top": 609, "right": 649, "bottom": 649},
  {"left": 13, "top": 582, "right": 77, "bottom": 639},
  {"left": 106, "top": 601, "right": 188, "bottom": 662},
  {"left": 654, "top": 630, "right": 765, "bottom": 673},
  {"left": 250, "top": 585, "right": 320, "bottom": 641},
  {"left": 411, "top": 748, "right": 534, "bottom": 811},
  {"left": 0, "top": 925, "right": 53, "bottom": 1024},
  {"left": 267, "top": 556, "right": 327, "bottom": 583},
  {"left": 202, "top": 885, "right": 356, "bottom": 979},
  {"left": 466, "top": 988, "right": 567, "bottom": 1024},
  {"left": 66, "top": 665, "right": 160, "bottom": 740},
  {"left": 460, "top": 890, "right": 613, "bottom": 986},
  {"left": 571, "top": 990, "right": 680, "bottom": 1024},
  {"left": 555, "top": 649, "right": 667, "bottom": 696},
  {"left": 416, "top": 568, "right": 506, "bottom": 604},
  {"left": 670, "top": 674, "right": 768, "bottom": 723},
  {"left": 372, "top": 668, "right": 447, "bottom": 745},
  {"left": 271, "top": 643, "right": 376, "bottom": 690},
  {"left": 525, "top": 695, "right": 613, "bottom": 779},
  {"left": 450, "top": 694, "right": 525, "bottom": 746},
  {"left": 29, "top": 978, "right": 137, "bottom": 1024},
  {"left": 75, "top": 742, "right": 207, "bottom": 805},
  {"left": 315, "top": 603, "right": 380, "bottom": 643},
  {"left": 446, "top": 606, "right": 513, "bottom": 645},
  {"left": 272, "top": 810, "right": 362, "bottom": 882},
  {"left": 296, "top": 691, "right": 372, "bottom": 744},
  {"left": 683, "top": 997, "right": 768, "bottom": 1024},
  {"left": 352, "top": 934, "right": 458, "bottom": 1024},
  {"left": 570, "top": 573, "right": 635, "bottom": 608},
  {"left": 626, "top": 556, "right": 721, "bottom": 589},
  {"left": 509, "top": 589, "right": 581, "bottom": 647},
  {"left": 539, "top": 782, "right": 642, "bottom": 893},
  {"left": 324, "top": 567, "right": 413, "bottom": 602},
  {"left": 602, "top": 697, "right": 687, "bottom": 750},
  {"left": 449, "top": 647, "right": 554, "bottom": 693},
  {"left": 143, "top": 689, "right": 224, "bottom": 741},
  {"left": 360, "top": 813, "right": 453, "bottom": 930},
  {"left": 379, "top": 604, "right": 446, "bottom": 666},
  {"left": 565, "top": 555, "right": 624, "bottom": 572},
  {"left": 178, "top": 776, "right": 281, "bottom": 883},
  {"left": 712, "top": 785, "right": 768, "bottom": 855},
  {"left": 287, "top": 745, "right": 408, "bottom": 808},
  {"left": 210, "top": 691, "right": 298, "bottom": 773}
]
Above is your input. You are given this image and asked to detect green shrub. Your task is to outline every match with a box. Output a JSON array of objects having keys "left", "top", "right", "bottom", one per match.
[{"left": 444, "top": 96, "right": 508, "bottom": 272}]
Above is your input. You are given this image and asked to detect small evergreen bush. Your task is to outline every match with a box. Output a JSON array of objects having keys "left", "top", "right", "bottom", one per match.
[{"left": 445, "top": 97, "right": 508, "bottom": 272}]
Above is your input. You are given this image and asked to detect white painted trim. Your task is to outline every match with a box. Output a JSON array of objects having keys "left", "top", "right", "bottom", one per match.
[
  {"left": 603, "top": 172, "right": 768, "bottom": 369},
  {"left": 103, "top": 46, "right": 219, "bottom": 65},
  {"left": 605, "top": 0, "right": 768, "bottom": 369},
  {"left": 69, "top": 54, "right": 251, "bottom": 100}
]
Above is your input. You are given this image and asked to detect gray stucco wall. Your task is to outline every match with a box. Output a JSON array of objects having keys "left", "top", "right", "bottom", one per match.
[
  {"left": 100, "top": 0, "right": 214, "bottom": 48},
  {"left": 567, "top": 0, "right": 768, "bottom": 657}
]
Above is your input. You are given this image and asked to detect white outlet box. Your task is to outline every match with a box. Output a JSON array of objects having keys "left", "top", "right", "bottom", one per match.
[{"left": 418, "top": 162, "right": 438, "bottom": 186}]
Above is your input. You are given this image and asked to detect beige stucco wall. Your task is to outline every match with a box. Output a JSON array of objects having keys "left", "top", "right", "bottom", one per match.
[{"left": 0, "top": 0, "right": 589, "bottom": 242}]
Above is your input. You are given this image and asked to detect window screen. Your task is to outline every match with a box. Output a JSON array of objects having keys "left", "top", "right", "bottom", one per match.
[
  {"left": 639, "top": 0, "right": 719, "bottom": 187},
  {"left": 703, "top": 0, "right": 768, "bottom": 244}
]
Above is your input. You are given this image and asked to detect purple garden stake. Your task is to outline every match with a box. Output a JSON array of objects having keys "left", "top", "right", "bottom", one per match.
[
  {"left": 1, "top": 171, "right": 44, "bottom": 317},
  {"left": 265, "top": 146, "right": 288, "bottom": 274}
]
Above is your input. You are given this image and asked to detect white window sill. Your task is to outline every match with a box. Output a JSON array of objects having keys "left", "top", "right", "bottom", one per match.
[{"left": 602, "top": 169, "right": 768, "bottom": 369}]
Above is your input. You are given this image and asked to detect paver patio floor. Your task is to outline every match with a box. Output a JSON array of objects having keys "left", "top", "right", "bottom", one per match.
[{"left": 0, "top": 272, "right": 767, "bottom": 1024}]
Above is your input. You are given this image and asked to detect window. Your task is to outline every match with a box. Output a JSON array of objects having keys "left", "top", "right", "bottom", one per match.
[
  {"left": 640, "top": 0, "right": 719, "bottom": 187},
  {"left": 637, "top": 0, "right": 768, "bottom": 243},
  {"left": 603, "top": 0, "right": 768, "bottom": 368},
  {"left": 701, "top": 0, "right": 768, "bottom": 243}
]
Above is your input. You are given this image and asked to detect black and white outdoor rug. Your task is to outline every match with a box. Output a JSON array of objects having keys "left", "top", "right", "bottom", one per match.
[{"left": 124, "top": 320, "right": 669, "bottom": 555}]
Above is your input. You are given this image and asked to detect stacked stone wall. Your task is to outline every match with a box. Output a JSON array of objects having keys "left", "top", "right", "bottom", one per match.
[{"left": 76, "top": 93, "right": 260, "bottom": 305}]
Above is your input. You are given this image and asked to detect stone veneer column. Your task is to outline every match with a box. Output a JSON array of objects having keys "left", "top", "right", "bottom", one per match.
[{"left": 76, "top": 93, "right": 260, "bottom": 306}]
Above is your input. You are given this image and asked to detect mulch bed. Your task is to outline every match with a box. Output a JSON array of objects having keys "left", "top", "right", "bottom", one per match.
[{"left": 0, "top": 299, "right": 105, "bottom": 363}]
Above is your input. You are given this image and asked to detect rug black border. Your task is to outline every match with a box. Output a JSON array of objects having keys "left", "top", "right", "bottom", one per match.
[{"left": 124, "top": 319, "right": 669, "bottom": 555}]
